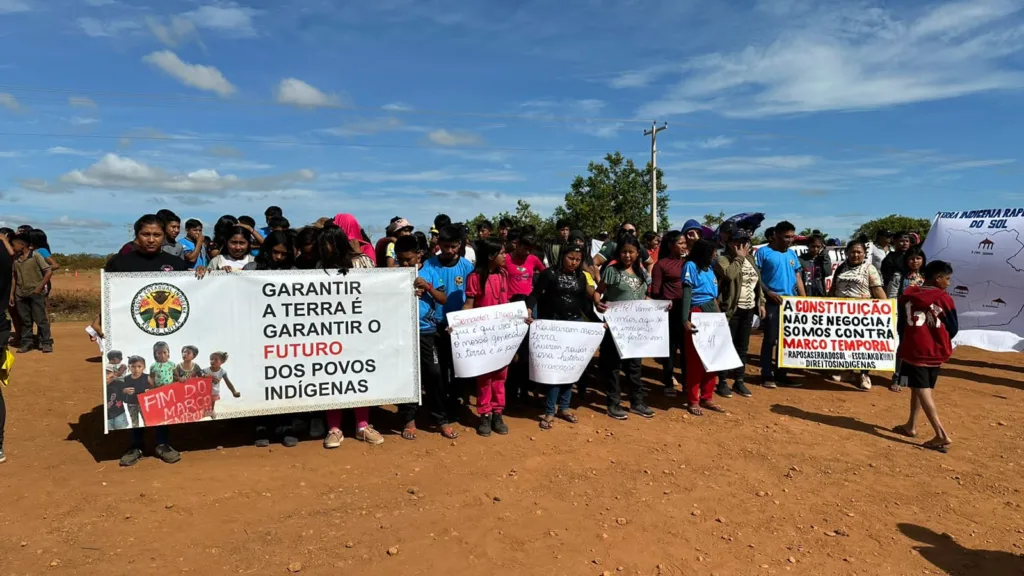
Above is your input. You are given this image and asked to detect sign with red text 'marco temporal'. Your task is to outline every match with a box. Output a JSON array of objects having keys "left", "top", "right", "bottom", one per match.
[{"left": 778, "top": 297, "right": 897, "bottom": 372}]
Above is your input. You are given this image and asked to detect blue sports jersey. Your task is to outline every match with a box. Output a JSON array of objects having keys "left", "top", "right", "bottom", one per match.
[
  {"left": 683, "top": 261, "right": 718, "bottom": 305},
  {"left": 416, "top": 267, "right": 442, "bottom": 333},
  {"left": 419, "top": 255, "right": 474, "bottom": 324},
  {"left": 755, "top": 246, "right": 801, "bottom": 296}
]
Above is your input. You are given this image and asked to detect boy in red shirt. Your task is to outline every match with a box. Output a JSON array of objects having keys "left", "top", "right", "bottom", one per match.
[{"left": 893, "top": 260, "right": 958, "bottom": 453}]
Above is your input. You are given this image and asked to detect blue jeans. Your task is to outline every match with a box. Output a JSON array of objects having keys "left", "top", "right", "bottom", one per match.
[
  {"left": 131, "top": 425, "right": 169, "bottom": 449},
  {"left": 544, "top": 384, "right": 573, "bottom": 416},
  {"left": 759, "top": 301, "right": 787, "bottom": 380},
  {"left": 108, "top": 412, "right": 129, "bottom": 430}
]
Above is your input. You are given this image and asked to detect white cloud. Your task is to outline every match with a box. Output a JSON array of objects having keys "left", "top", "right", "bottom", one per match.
[
  {"left": 326, "top": 168, "right": 522, "bottom": 184},
  {"left": 0, "top": 92, "right": 20, "bottom": 111},
  {"left": 635, "top": 0, "right": 1024, "bottom": 118},
  {"left": 0, "top": 0, "right": 30, "bottom": 14},
  {"left": 0, "top": 151, "right": 22, "bottom": 158},
  {"left": 381, "top": 102, "right": 414, "bottom": 112},
  {"left": 143, "top": 50, "right": 236, "bottom": 97},
  {"left": 670, "top": 155, "right": 818, "bottom": 172},
  {"left": 185, "top": 4, "right": 258, "bottom": 37},
  {"left": 77, "top": 17, "right": 139, "bottom": 37},
  {"left": 696, "top": 136, "right": 735, "bottom": 149},
  {"left": 936, "top": 158, "right": 1017, "bottom": 171},
  {"left": 608, "top": 64, "right": 679, "bottom": 89},
  {"left": 47, "top": 146, "right": 99, "bottom": 156},
  {"left": 321, "top": 116, "right": 417, "bottom": 137},
  {"left": 84, "top": 0, "right": 116, "bottom": 6},
  {"left": 147, "top": 15, "right": 201, "bottom": 48},
  {"left": 27, "top": 153, "right": 314, "bottom": 195},
  {"left": 274, "top": 78, "right": 340, "bottom": 108},
  {"left": 69, "top": 96, "right": 98, "bottom": 109},
  {"left": 426, "top": 129, "right": 484, "bottom": 146},
  {"left": 42, "top": 216, "right": 113, "bottom": 229},
  {"left": 70, "top": 116, "right": 100, "bottom": 126}
]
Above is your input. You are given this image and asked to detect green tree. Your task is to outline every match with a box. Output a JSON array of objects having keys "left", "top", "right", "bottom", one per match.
[
  {"left": 493, "top": 199, "right": 555, "bottom": 240},
  {"left": 799, "top": 227, "right": 830, "bottom": 240},
  {"left": 555, "top": 151, "right": 669, "bottom": 236},
  {"left": 852, "top": 214, "right": 932, "bottom": 242},
  {"left": 702, "top": 211, "right": 726, "bottom": 228}
]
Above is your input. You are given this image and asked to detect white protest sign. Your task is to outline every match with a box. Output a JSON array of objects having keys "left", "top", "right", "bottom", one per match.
[
  {"left": 528, "top": 320, "right": 606, "bottom": 385},
  {"left": 447, "top": 302, "right": 530, "bottom": 378},
  {"left": 690, "top": 313, "right": 743, "bottom": 372},
  {"left": 603, "top": 300, "right": 670, "bottom": 359},
  {"left": 101, "top": 269, "right": 419, "bottom": 433}
]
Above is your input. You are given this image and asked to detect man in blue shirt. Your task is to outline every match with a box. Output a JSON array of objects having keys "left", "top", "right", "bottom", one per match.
[
  {"left": 419, "top": 225, "right": 475, "bottom": 404},
  {"left": 260, "top": 205, "right": 283, "bottom": 239},
  {"left": 754, "top": 220, "right": 805, "bottom": 388}
]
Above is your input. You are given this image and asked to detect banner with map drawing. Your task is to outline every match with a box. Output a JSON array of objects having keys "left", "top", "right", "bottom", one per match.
[
  {"left": 100, "top": 269, "right": 420, "bottom": 433},
  {"left": 921, "top": 208, "right": 1024, "bottom": 352}
]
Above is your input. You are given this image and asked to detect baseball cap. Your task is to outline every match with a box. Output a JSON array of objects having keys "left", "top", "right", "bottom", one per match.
[{"left": 387, "top": 218, "right": 413, "bottom": 234}]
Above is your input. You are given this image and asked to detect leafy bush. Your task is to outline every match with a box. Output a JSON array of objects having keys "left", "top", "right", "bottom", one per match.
[
  {"left": 48, "top": 289, "right": 100, "bottom": 322},
  {"left": 52, "top": 253, "right": 111, "bottom": 270}
]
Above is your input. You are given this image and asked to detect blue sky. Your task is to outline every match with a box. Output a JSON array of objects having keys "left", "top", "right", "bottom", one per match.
[{"left": 1, "top": 0, "right": 1023, "bottom": 253}]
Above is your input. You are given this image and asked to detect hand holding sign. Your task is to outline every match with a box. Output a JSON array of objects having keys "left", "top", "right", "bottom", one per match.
[
  {"left": 447, "top": 302, "right": 530, "bottom": 378},
  {"left": 603, "top": 300, "right": 670, "bottom": 359},
  {"left": 690, "top": 313, "right": 743, "bottom": 372},
  {"left": 529, "top": 320, "right": 606, "bottom": 385}
]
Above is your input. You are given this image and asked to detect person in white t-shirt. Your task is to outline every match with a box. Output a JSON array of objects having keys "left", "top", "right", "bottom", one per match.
[
  {"left": 869, "top": 230, "right": 890, "bottom": 272},
  {"left": 208, "top": 226, "right": 254, "bottom": 271}
]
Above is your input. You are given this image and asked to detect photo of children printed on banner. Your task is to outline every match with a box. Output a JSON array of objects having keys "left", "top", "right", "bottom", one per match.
[{"left": 105, "top": 342, "right": 240, "bottom": 431}]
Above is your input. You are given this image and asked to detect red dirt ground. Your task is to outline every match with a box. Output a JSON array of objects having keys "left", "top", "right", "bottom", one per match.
[{"left": 2, "top": 278, "right": 1024, "bottom": 575}]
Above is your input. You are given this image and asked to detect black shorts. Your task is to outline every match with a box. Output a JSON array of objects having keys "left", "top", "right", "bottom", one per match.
[{"left": 900, "top": 363, "right": 940, "bottom": 389}]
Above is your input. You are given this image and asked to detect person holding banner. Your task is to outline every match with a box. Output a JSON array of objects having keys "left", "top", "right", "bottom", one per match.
[
  {"left": 651, "top": 231, "right": 687, "bottom": 397},
  {"left": 104, "top": 213, "right": 207, "bottom": 467},
  {"left": 827, "top": 240, "right": 888, "bottom": 390},
  {"left": 595, "top": 235, "right": 655, "bottom": 420},
  {"left": 714, "top": 230, "right": 763, "bottom": 399},
  {"left": 464, "top": 239, "right": 517, "bottom": 437},
  {"left": 886, "top": 246, "right": 927, "bottom": 391},
  {"left": 526, "top": 242, "right": 595, "bottom": 429},
  {"left": 681, "top": 239, "right": 726, "bottom": 415},
  {"left": 317, "top": 225, "right": 384, "bottom": 448},
  {"left": 755, "top": 221, "right": 805, "bottom": 389},
  {"left": 394, "top": 235, "right": 460, "bottom": 440}
]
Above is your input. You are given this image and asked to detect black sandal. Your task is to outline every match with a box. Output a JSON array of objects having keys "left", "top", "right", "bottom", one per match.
[
  {"left": 700, "top": 402, "right": 727, "bottom": 414},
  {"left": 539, "top": 417, "right": 554, "bottom": 430},
  {"left": 556, "top": 410, "right": 578, "bottom": 424}
]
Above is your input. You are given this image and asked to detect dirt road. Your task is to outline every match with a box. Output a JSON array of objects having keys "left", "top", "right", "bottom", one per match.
[{"left": 1, "top": 322, "right": 1023, "bottom": 575}]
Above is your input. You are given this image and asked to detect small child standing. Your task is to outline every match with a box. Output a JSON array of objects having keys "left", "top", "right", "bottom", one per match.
[
  {"left": 893, "top": 260, "right": 958, "bottom": 453},
  {"left": 174, "top": 345, "right": 204, "bottom": 381},
  {"left": 122, "top": 355, "right": 150, "bottom": 428},
  {"left": 463, "top": 239, "right": 515, "bottom": 437},
  {"left": 206, "top": 352, "right": 240, "bottom": 419},
  {"left": 106, "top": 350, "right": 127, "bottom": 384},
  {"left": 149, "top": 341, "right": 175, "bottom": 388},
  {"left": 11, "top": 234, "right": 53, "bottom": 353}
]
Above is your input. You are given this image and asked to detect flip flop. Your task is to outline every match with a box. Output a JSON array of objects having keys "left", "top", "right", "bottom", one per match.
[
  {"left": 892, "top": 424, "right": 917, "bottom": 438},
  {"left": 923, "top": 443, "right": 950, "bottom": 454},
  {"left": 401, "top": 427, "right": 417, "bottom": 440},
  {"left": 439, "top": 425, "right": 459, "bottom": 440},
  {"left": 556, "top": 411, "right": 578, "bottom": 424},
  {"left": 700, "top": 402, "right": 728, "bottom": 414}
]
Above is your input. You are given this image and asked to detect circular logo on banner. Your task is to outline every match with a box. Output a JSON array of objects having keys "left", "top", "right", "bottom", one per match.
[{"left": 131, "top": 283, "right": 190, "bottom": 336}]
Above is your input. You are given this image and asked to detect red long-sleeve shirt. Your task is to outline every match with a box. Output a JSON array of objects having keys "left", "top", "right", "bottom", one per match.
[{"left": 897, "top": 285, "right": 959, "bottom": 367}]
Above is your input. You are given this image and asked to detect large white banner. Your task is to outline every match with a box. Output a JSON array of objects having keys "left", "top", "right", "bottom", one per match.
[
  {"left": 603, "top": 300, "right": 670, "bottom": 359},
  {"left": 528, "top": 320, "right": 606, "bottom": 384},
  {"left": 921, "top": 208, "right": 1024, "bottom": 352},
  {"left": 101, "top": 269, "right": 419, "bottom": 433},
  {"left": 690, "top": 313, "right": 743, "bottom": 372},
  {"left": 447, "top": 302, "right": 530, "bottom": 378}
]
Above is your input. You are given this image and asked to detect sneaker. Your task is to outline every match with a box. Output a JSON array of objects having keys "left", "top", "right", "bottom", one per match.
[
  {"left": 491, "top": 413, "right": 509, "bottom": 435},
  {"left": 477, "top": 413, "right": 493, "bottom": 437},
  {"left": 155, "top": 444, "right": 181, "bottom": 464},
  {"left": 607, "top": 404, "right": 629, "bottom": 420},
  {"left": 830, "top": 373, "right": 845, "bottom": 383},
  {"left": 40, "top": 344, "right": 53, "bottom": 354},
  {"left": 776, "top": 376, "right": 802, "bottom": 388},
  {"left": 309, "top": 418, "right": 326, "bottom": 439},
  {"left": 16, "top": 345, "right": 33, "bottom": 354},
  {"left": 762, "top": 380, "right": 778, "bottom": 389},
  {"left": 858, "top": 374, "right": 872, "bottom": 391},
  {"left": 276, "top": 426, "right": 299, "bottom": 448},
  {"left": 356, "top": 425, "right": 384, "bottom": 445},
  {"left": 715, "top": 382, "right": 734, "bottom": 398},
  {"left": 254, "top": 426, "right": 270, "bottom": 448},
  {"left": 323, "top": 429, "right": 343, "bottom": 449},
  {"left": 733, "top": 381, "right": 753, "bottom": 398},
  {"left": 0, "top": 448, "right": 6, "bottom": 463},
  {"left": 630, "top": 404, "right": 655, "bottom": 419},
  {"left": 119, "top": 448, "right": 142, "bottom": 467},
  {"left": 663, "top": 386, "right": 678, "bottom": 397}
]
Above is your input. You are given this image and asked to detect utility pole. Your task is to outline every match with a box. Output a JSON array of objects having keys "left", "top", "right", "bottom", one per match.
[{"left": 644, "top": 121, "right": 668, "bottom": 232}]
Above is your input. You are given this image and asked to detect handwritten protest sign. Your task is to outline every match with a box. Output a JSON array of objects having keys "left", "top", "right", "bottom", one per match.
[
  {"left": 778, "top": 297, "right": 897, "bottom": 371},
  {"left": 528, "top": 320, "right": 606, "bottom": 385},
  {"left": 447, "top": 302, "right": 530, "bottom": 378},
  {"left": 603, "top": 300, "right": 670, "bottom": 359},
  {"left": 690, "top": 313, "right": 742, "bottom": 372},
  {"left": 138, "top": 377, "right": 213, "bottom": 426},
  {"left": 101, "top": 269, "right": 419, "bottom": 433}
]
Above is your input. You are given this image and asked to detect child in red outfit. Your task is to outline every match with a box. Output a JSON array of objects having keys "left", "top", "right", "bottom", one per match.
[
  {"left": 464, "top": 239, "right": 515, "bottom": 437},
  {"left": 893, "top": 260, "right": 958, "bottom": 453}
]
